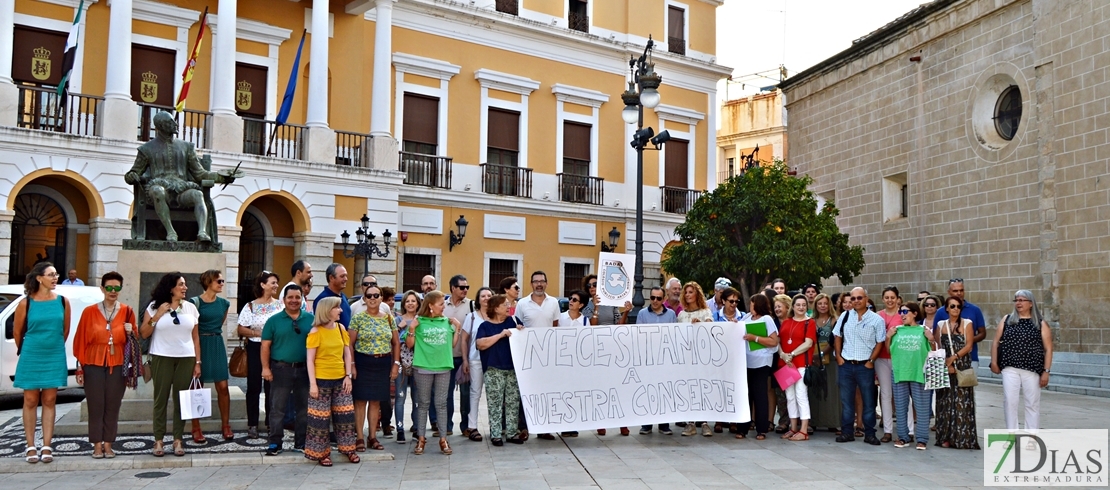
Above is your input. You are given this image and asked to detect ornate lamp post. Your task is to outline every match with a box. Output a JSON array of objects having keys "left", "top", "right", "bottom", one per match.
[
  {"left": 621, "top": 37, "right": 667, "bottom": 319},
  {"left": 600, "top": 226, "right": 621, "bottom": 253},
  {"left": 341, "top": 214, "right": 392, "bottom": 276}
]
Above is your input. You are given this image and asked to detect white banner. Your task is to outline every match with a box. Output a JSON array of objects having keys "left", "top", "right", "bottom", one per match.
[
  {"left": 509, "top": 322, "right": 749, "bottom": 433},
  {"left": 596, "top": 252, "right": 635, "bottom": 306}
]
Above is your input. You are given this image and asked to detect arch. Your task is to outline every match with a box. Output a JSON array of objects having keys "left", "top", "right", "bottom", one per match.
[
  {"left": 9, "top": 193, "right": 68, "bottom": 284},
  {"left": 236, "top": 190, "right": 310, "bottom": 233},
  {"left": 6, "top": 169, "right": 104, "bottom": 218},
  {"left": 659, "top": 240, "right": 682, "bottom": 279}
]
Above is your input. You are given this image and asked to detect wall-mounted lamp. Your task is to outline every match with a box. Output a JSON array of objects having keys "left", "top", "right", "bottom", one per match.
[
  {"left": 449, "top": 215, "right": 468, "bottom": 251},
  {"left": 600, "top": 226, "right": 621, "bottom": 252}
]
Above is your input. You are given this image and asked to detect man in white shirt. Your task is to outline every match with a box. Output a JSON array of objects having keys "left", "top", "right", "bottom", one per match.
[
  {"left": 515, "top": 271, "right": 561, "bottom": 440},
  {"left": 705, "top": 277, "right": 731, "bottom": 315},
  {"left": 62, "top": 269, "right": 84, "bottom": 286},
  {"left": 281, "top": 260, "right": 313, "bottom": 310}
]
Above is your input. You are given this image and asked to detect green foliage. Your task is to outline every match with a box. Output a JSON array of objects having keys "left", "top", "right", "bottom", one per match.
[{"left": 661, "top": 162, "right": 865, "bottom": 302}]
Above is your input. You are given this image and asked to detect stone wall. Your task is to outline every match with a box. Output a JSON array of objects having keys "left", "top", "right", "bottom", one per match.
[{"left": 781, "top": 0, "right": 1110, "bottom": 352}]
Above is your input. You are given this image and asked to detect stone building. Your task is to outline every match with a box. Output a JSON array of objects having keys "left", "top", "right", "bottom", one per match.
[
  {"left": 715, "top": 90, "right": 785, "bottom": 184},
  {"left": 779, "top": 0, "right": 1110, "bottom": 353},
  {"left": 0, "top": 0, "right": 729, "bottom": 319}
]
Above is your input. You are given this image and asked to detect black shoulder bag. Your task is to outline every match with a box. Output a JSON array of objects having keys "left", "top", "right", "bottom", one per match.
[{"left": 802, "top": 318, "right": 828, "bottom": 400}]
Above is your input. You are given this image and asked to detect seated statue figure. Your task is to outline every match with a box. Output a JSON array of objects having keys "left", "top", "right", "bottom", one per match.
[{"left": 125, "top": 111, "right": 242, "bottom": 242}]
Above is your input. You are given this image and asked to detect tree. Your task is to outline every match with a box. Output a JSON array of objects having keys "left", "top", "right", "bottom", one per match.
[{"left": 661, "top": 161, "right": 865, "bottom": 304}]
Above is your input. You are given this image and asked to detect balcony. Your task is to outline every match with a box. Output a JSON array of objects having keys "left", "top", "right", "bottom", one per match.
[
  {"left": 335, "top": 130, "right": 369, "bottom": 166},
  {"left": 558, "top": 173, "right": 603, "bottom": 205},
  {"left": 569, "top": 11, "right": 589, "bottom": 33},
  {"left": 495, "top": 0, "right": 518, "bottom": 15},
  {"left": 668, "top": 36, "right": 686, "bottom": 56},
  {"left": 138, "top": 103, "right": 209, "bottom": 148},
  {"left": 242, "top": 117, "right": 304, "bottom": 160},
  {"left": 661, "top": 186, "right": 701, "bottom": 214},
  {"left": 16, "top": 85, "right": 101, "bottom": 136},
  {"left": 399, "top": 151, "right": 452, "bottom": 189},
  {"left": 482, "top": 163, "right": 532, "bottom": 198}
]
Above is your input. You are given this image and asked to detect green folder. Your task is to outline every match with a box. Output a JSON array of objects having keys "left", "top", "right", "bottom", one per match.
[{"left": 745, "top": 321, "right": 768, "bottom": 350}]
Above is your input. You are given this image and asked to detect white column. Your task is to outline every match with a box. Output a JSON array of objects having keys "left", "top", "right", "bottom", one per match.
[
  {"left": 369, "top": 0, "right": 393, "bottom": 136},
  {"left": 0, "top": 0, "right": 17, "bottom": 126},
  {"left": 97, "top": 0, "right": 138, "bottom": 140},
  {"left": 211, "top": 0, "right": 238, "bottom": 116},
  {"left": 103, "top": 0, "right": 132, "bottom": 100},
  {"left": 306, "top": 0, "right": 329, "bottom": 128}
]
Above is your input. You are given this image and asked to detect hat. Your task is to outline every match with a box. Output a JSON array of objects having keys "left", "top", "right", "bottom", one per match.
[{"left": 714, "top": 277, "right": 731, "bottom": 290}]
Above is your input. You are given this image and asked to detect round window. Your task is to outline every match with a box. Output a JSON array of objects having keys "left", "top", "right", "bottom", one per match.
[{"left": 994, "top": 85, "right": 1021, "bottom": 141}]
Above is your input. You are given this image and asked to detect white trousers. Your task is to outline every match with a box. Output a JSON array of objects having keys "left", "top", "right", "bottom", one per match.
[
  {"left": 467, "top": 359, "right": 485, "bottom": 431},
  {"left": 874, "top": 358, "right": 894, "bottom": 434},
  {"left": 1002, "top": 367, "right": 1041, "bottom": 432},
  {"left": 785, "top": 367, "right": 811, "bottom": 419}
]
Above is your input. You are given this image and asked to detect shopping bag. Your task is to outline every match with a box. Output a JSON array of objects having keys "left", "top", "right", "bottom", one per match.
[
  {"left": 923, "top": 347, "right": 950, "bottom": 390},
  {"left": 179, "top": 377, "right": 212, "bottom": 420},
  {"left": 774, "top": 364, "right": 803, "bottom": 390}
]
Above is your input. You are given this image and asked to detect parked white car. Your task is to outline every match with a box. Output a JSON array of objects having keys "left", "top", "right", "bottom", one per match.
[{"left": 0, "top": 284, "right": 104, "bottom": 395}]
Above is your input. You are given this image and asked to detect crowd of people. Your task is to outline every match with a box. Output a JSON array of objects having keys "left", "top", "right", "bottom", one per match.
[{"left": 11, "top": 262, "right": 1054, "bottom": 465}]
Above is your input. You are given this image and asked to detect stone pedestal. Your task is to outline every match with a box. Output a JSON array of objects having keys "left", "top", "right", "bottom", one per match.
[
  {"left": 98, "top": 97, "right": 139, "bottom": 141},
  {"left": 302, "top": 126, "right": 336, "bottom": 165},
  {"left": 207, "top": 113, "right": 244, "bottom": 153},
  {"left": 115, "top": 249, "right": 226, "bottom": 316},
  {"left": 293, "top": 231, "right": 336, "bottom": 302},
  {"left": 0, "top": 209, "right": 12, "bottom": 285},
  {"left": 362, "top": 135, "right": 399, "bottom": 171},
  {"left": 88, "top": 217, "right": 132, "bottom": 282},
  {"left": 0, "top": 81, "right": 17, "bottom": 127}
]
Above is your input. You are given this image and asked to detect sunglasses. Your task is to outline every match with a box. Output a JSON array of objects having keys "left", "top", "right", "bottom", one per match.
[
  {"left": 588, "top": 282, "right": 598, "bottom": 288},
  {"left": 455, "top": 285, "right": 470, "bottom": 290},
  {"left": 850, "top": 296, "right": 863, "bottom": 301},
  {"left": 217, "top": 279, "right": 226, "bottom": 284},
  {"left": 104, "top": 285, "right": 122, "bottom": 293},
  {"left": 362, "top": 281, "right": 378, "bottom": 288},
  {"left": 899, "top": 308, "right": 910, "bottom": 314},
  {"left": 512, "top": 285, "right": 520, "bottom": 291},
  {"left": 365, "top": 293, "right": 382, "bottom": 299},
  {"left": 170, "top": 310, "right": 180, "bottom": 325},
  {"left": 924, "top": 303, "right": 938, "bottom": 308},
  {"left": 725, "top": 299, "right": 739, "bottom": 304},
  {"left": 292, "top": 319, "right": 301, "bottom": 335},
  {"left": 568, "top": 297, "right": 581, "bottom": 303},
  {"left": 948, "top": 278, "right": 964, "bottom": 284},
  {"left": 649, "top": 295, "right": 664, "bottom": 301},
  {"left": 947, "top": 304, "right": 962, "bottom": 310}
]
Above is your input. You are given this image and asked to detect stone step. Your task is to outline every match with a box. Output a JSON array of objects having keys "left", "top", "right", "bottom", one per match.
[
  {"left": 54, "top": 386, "right": 266, "bottom": 437},
  {"left": 974, "top": 358, "right": 1110, "bottom": 397}
]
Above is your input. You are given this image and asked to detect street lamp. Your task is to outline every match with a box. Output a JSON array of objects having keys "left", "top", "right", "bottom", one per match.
[
  {"left": 600, "top": 226, "right": 621, "bottom": 253},
  {"left": 449, "top": 215, "right": 468, "bottom": 251},
  {"left": 622, "top": 36, "right": 665, "bottom": 319},
  {"left": 341, "top": 213, "right": 392, "bottom": 275}
]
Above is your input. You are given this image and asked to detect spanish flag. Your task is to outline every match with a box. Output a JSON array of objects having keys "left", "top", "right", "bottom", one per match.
[{"left": 174, "top": 7, "right": 208, "bottom": 112}]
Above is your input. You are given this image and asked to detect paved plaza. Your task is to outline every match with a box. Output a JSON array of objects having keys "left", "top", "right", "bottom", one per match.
[{"left": 0, "top": 383, "right": 1104, "bottom": 489}]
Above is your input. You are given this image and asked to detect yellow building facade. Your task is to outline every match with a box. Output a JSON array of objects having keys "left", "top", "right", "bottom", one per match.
[{"left": 0, "top": 0, "right": 729, "bottom": 310}]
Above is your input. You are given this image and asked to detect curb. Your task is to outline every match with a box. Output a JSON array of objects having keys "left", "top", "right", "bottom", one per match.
[{"left": 0, "top": 451, "right": 394, "bottom": 473}]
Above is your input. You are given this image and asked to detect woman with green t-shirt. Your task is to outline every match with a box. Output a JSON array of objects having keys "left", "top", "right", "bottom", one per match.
[
  {"left": 887, "top": 302, "right": 935, "bottom": 450},
  {"left": 405, "top": 290, "right": 461, "bottom": 456}
]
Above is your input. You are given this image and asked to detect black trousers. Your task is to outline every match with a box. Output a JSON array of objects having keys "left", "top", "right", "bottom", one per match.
[
  {"left": 738, "top": 366, "right": 772, "bottom": 435},
  {"left": 246, "top": 342, "right": 271, "bottom": 427}
]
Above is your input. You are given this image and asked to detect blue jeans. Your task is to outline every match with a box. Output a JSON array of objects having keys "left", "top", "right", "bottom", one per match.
[
  {"left": 839, "top": 362, "right": 877, "bottom": 438},
  {"left": 893, "top": 381, "right": 931, "bottom": 444},
  {"left": 395, "top": 372, "right": 413, "bottom": 432}
]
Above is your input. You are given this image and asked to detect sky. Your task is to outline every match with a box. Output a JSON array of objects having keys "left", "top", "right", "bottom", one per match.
[{"left": 714, "top": 0, "right": 930, "bottom": 102}]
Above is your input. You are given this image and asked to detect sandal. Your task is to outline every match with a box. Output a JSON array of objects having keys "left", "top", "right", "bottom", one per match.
[
  {"left": 854, "top": 428, "right": 865, "bottom": 438},
  {"left": 92, "top": 443, "right": 104, "bottom": 459},
  {"left": 596, "top": 429, "right": 607, "bottom": 436},
  {"left": 414, "top": 437, "right": 426, "bottom": 455},
  {"left": 191, "top": 422, "right": 207, "bottom": 444},
  {"left": 319, "top": 456, "right": 333, "bottom": 467},
  {"left": 780, "top": 430, "right": 797, "bottom": 440},
  {"left": 173, "top": 440, "right": 185, "bottom": 457},
  {"left": 518, "top": 429, "right": 529, "bottom": 441},
  {"left": 356, "top": 438, "right": 366, "bottom": 452},
  {"left": 222, "top": 425, "right": 234, "bottom": 441},
  {"left": 369, "top": 438, "right": 383, "bottom": 450},
  {"left": 916, "top": 442, "right": 927, "bottom": 450},
  {"left": 789, "top": 432, "right": 809, "bottom": 441},
  {"left": 346, "top": 452, "right": 361, "bottom": 463},
  {"left": 24, "top": 447, "right": 38, "bottom": 464},
  {"left": 152, "top": 441, "right": 164, "bottom": 457},
  {"left": 40, "top": 446, "right": 53, "bottom": 463},
  {"left": 105, "top": 447, "right": 116, "bottom": 459},
  {"left": 880, "top": 433, "right": 892, "bottom": 443},
  {"left": 440, "top": 438, "right": 453, "bottom": 455},
  {"left": 620, "top": 427, "right": 630, "bottom": 436},
  {"left": 755, "top": 433, "right": 767, "bottom": 440},
  {"left": 734, "top": 434, "right": 746, "bottom": 440},
  {"left": 469, "top": 431, "right": 484, "bottom": 442}
]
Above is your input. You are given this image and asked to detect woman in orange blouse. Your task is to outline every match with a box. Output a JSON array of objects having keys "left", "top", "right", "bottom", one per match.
[{"left": 73, "top": 272, "right": 137, "bottom": 459}]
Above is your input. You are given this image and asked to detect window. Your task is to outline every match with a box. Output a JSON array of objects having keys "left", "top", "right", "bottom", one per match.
[
  {"left": 994, "top": 85, "right": 1021, "bottom": 141},
  {"left": 487, "top": 108, "right": 520, "bottom": 166},
  {"left": 664, "top": 138, "right": 689, "bottom": 189},
  {"left": 489, "top": 259, "right": 517, "bottom": 291},
  {"left": 562, "top": 121, "right": 591, "bottom": 176},
  {"left": 563, "top": 263, "right": 590, "bottom": 297},
  {"left": 403, "top": 253, "right": 436, "bottom": 293},
  {"left": 668, "top": 6, "right": 686, "bottom": 55},
  {"left": 882, "top": 173, "right": 908, "bottom": 222},
  {"left": 568, "top": 0, "right": 588, "bottom": 33},
  {"left": 402, "top": 93, "right": 439, "bottom": 155},
  {"left": 495, "top": 0, "right": 518, "bottom": 15}
]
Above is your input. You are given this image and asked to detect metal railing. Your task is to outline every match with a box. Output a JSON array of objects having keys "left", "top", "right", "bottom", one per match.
[
  {"left": 668, "top": 36, "right": 686, "bottom": 55},
  {"left": 242, "top": 117, "right": 304, "bottom": 159},
  {"left": 335, "top": 130, "right": 369, "bottom": 166},
  {"left": 661, "top": 186, "right": 702, "bottom": 214},
  {"left": 717, "top": 169, "right": 735, "bottom": 183},
  {"left": 569, "top": 12, "right": 589, "bottom": 32},
  {"left": 481, "top": 163, "right": 532, "bottom": 198},
  {"left": 558, "top": 173, "right": 603, "bottom": 205},
  {"left": 16, "top": 85, "right": 101, "bottom": 136},
  {"left": 138, "top": 103, "right": 209, "bottom": 148},
  {"left": 495, "top": 0, "right": 518, "bottom": 15},
  {"left": 399, "top": 151, "right": 452, "bottom": 189}
]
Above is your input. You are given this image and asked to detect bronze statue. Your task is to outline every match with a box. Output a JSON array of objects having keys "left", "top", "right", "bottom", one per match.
[{"left": 125, "top": 111, "right": 242, "bottom": 242}]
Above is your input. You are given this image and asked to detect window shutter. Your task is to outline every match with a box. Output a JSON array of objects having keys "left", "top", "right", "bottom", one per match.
[
  {"left": 563, "top": 121, "right": 591, "bottom": 161},
  {"left": 488, "top": 108, "right": 520, "bottom": 151},
  {"left": 402, "top": 93, "right": 439, "bottom": 146}
]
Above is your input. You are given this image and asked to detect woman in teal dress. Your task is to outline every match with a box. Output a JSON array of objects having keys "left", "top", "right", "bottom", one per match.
[
  {"left": 189, "top": 270, "right": 232, "bottom": 442},
  {"left": 14, "top": 262, "right": 71, "bottom": 464}
]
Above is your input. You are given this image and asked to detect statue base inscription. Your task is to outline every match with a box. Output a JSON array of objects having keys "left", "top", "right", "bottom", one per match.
[{"left": 122, "top": 239, "right": 223, "bottom": 253}]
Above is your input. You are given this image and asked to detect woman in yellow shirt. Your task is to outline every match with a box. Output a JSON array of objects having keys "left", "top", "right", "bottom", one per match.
[{"left": 305, "top": 297, "right": 359, "bottom": 466}]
